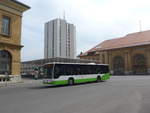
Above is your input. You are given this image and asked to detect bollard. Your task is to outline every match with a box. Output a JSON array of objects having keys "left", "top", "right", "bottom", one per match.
[{"left": 5, "top": 73, "right": 9, "bottom": 87}]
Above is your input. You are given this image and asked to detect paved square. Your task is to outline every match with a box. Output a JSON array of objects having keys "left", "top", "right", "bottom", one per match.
[{"left": 0, "top": 76, "right": 150, "bottom": 113}]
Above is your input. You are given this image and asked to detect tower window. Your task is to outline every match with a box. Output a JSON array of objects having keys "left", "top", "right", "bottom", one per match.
[{"left": 1, "top": 16, "right": 10, "bottom": 35}]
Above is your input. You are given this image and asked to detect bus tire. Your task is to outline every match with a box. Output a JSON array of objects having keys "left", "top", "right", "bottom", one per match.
[
  {"left": 68, "top": 78, "right": 74, "bottom": 85},
  {"left": 97, "top": 76, "right": 101, "bottom": 82}
]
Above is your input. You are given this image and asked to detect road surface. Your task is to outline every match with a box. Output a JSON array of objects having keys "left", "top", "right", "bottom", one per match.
[{"left": 0, "top": 76, "right": 150, "bottom": 113}]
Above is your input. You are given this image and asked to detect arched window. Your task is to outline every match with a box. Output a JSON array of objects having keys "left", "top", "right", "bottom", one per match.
[
  {"left": 133, "top": 54, "right": 147, "bottom": 74},
  {"left": 133, "top": 54, "right": 145, "bottom": 66},
  {"left": 113, "top": 56, "right": 124, "bottom": 75},
  {"left": 0, "top": 50, "right": 12, "bottom": 75}
]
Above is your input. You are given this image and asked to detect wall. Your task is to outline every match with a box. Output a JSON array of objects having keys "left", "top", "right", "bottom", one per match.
[
  {"left": 0, "top": 2, "right": 22, "bottom": 76},
  {"left": 80, "top": 45, "right": 150, "bottom": 75}
]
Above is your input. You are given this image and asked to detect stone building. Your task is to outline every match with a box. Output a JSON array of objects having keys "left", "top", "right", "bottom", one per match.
[
  {"left": 0, "top": 0, "right": 30, "bottom": 81},
  {"left": 79, "top": 30, "right": 150, "bottom": 75}
]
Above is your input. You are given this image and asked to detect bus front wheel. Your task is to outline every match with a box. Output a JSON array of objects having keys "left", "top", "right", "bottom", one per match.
[
  {"left": 97, "top": 76, "right": 101, "bottom": 82},
  {"left": 68, "top": 78, "right": 74, "bottom": 85}
]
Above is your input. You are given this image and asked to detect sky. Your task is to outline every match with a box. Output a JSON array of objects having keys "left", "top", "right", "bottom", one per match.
[{"left": 19, "top": 0, "right": 150, "bottom": 61}]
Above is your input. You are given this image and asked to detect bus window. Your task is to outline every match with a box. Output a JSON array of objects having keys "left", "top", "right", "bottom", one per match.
[
  {"left": 46, "top": 67, "right": 53, "bottom": 78},
  {"left": 66, "top": 65, "right": 71, "bottom": 75},
  {"left": 104, "top": 66, "right": 109, "bottom": 73},
  {"left": 80, "top": 65, "right": 84, "bottom": 75},
  {"left": 70, "top": 65, "right": 74, "bottom": 75},
  {"left": 54, "top": 66, "right": 60, "bottom": 79},
  {"left": 96, "top": 66, "right": 101, "bottom": 74},
  {"left": 88, "top": 65, "right": 93, "bottom": 74}
]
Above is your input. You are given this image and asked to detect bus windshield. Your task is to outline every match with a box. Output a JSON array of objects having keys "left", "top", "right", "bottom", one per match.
[{"left": 44, "top": 64, "right": 54, "bottom": 78}]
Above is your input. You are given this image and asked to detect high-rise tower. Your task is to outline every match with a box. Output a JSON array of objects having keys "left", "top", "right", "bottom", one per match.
[{"left": 44, "top": 19, "right": 76, "bottom": 59}]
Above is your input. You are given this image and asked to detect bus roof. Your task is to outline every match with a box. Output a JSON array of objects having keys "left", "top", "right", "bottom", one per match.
[{"left": 43, "top": 62, "right": 109, "bottom": 66}]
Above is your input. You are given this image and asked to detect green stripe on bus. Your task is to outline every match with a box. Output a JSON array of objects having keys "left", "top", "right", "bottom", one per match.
[
  {"left": 74, "top": 78, "right": 97, "bottom": 83},
  {"left": 43, "top": 73, "right": 111, "bottom": 85},
  {"left": 46, "top": 80, "right": 68, "bottom": 85},
  {"left": 43, "top": 78, "right": 96, "bottom": 85},
  {"left": 101, "top": 73, "right": 111, "bottom": 81}
]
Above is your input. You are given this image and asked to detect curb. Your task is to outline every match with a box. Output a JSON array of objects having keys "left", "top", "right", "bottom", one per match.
[
  {"left": 0, "top": 80, "right": 42, "bottom": 88},
  {"left": 0, "top": 81, "right": 23, "bottom": 88}
]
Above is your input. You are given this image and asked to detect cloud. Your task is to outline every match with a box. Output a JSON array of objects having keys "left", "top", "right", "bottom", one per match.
[{"left": 19, "top": 0, "right": 150, "bottom": 61}]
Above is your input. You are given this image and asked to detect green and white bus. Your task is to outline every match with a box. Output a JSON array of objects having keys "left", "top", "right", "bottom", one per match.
[{"left": 43, "top": 62, "right": 111, "bottom": 85}]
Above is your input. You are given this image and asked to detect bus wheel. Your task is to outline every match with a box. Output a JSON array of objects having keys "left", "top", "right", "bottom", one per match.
[
  {"left": 68, "top": 78, "right": 74, "bottom": 85},
  {"left": 97, "top": 76, "right": 101, "bottom": 82}
]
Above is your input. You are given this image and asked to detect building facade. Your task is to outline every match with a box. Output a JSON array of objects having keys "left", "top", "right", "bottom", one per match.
[
  {"left": 0, "top": 0, "right": 30, "bottom": 81},
  {"left": 79, "top": 30, "right": 150, "bottom": 75},
  {"left": 44, "top": 19, "right": 76, "bottom": 59}
]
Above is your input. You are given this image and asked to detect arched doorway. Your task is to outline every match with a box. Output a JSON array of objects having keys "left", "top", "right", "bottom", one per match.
[
  {"left": 0, "top": 50, "right": 12, "bottom": 75},
  {"left": 133, "top": 54, "right": 147, "bottom": 74},
  {"left": 113, "top": 56, "right": 125, "bottom": 75}
]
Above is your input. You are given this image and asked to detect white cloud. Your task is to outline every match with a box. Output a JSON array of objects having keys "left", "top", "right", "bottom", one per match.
[{"left": 19, "top": 0, "right": 150, "bottom": 60}]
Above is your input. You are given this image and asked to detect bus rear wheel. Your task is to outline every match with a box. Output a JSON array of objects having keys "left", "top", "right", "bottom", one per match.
[
  {"left": 97, "top": 76, "right": 101, "bottom": 82},
  {"left": 68, "top": 78, "right": 74, "bottom": 85}
]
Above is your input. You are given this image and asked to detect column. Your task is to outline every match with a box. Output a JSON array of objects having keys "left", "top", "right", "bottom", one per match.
[{"left": 146, "top": 49, "right": 150, "bottom": 74}]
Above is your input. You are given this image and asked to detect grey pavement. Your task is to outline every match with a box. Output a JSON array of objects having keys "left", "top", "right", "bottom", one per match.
[
  {"left": 0, "top": 78, "right": 43, "bottom": 88},
  {"left": 0, "top": 76, "right": 150, "bottom": 113}
]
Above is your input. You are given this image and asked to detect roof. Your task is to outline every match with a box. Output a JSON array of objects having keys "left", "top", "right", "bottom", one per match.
[
  {"left": 80, "top": 30, "right": 150, "bottom": 56},
  {"left": 11, "top": 0, "right": 30, "bottom": 9}
]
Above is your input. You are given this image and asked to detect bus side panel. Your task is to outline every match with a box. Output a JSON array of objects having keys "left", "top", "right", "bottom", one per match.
[
  {"left": 74, "top": 77, "right": 97, "bottom": 84},
  {"left": 56, "top": 74, "right": 99, "bottom": 84},
  {"left": 43, "top": 73, "right": 111, "bottom": 85},
  {"left": 50, "top": 80, "right": 68, "bottom": 85}
]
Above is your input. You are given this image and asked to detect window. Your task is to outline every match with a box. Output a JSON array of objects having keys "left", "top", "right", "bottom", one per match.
[
  {"left": 102, "top": 54, "right": 105, "bottom": 63},
  {"left": 1, "top": 16, "right": 10, "bottom": 35},
  {"left": 0, "top": 50, "right": 11, "bottom": 75}
]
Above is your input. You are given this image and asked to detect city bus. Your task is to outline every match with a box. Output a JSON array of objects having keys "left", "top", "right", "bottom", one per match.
[{"left": 43, "top": 62, "right": 111, "bottom": 85}]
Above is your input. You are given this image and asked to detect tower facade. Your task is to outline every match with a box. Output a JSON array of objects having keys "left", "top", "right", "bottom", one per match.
[{"left": 44, "top": 19, "right": 76, "bottom": 59}]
